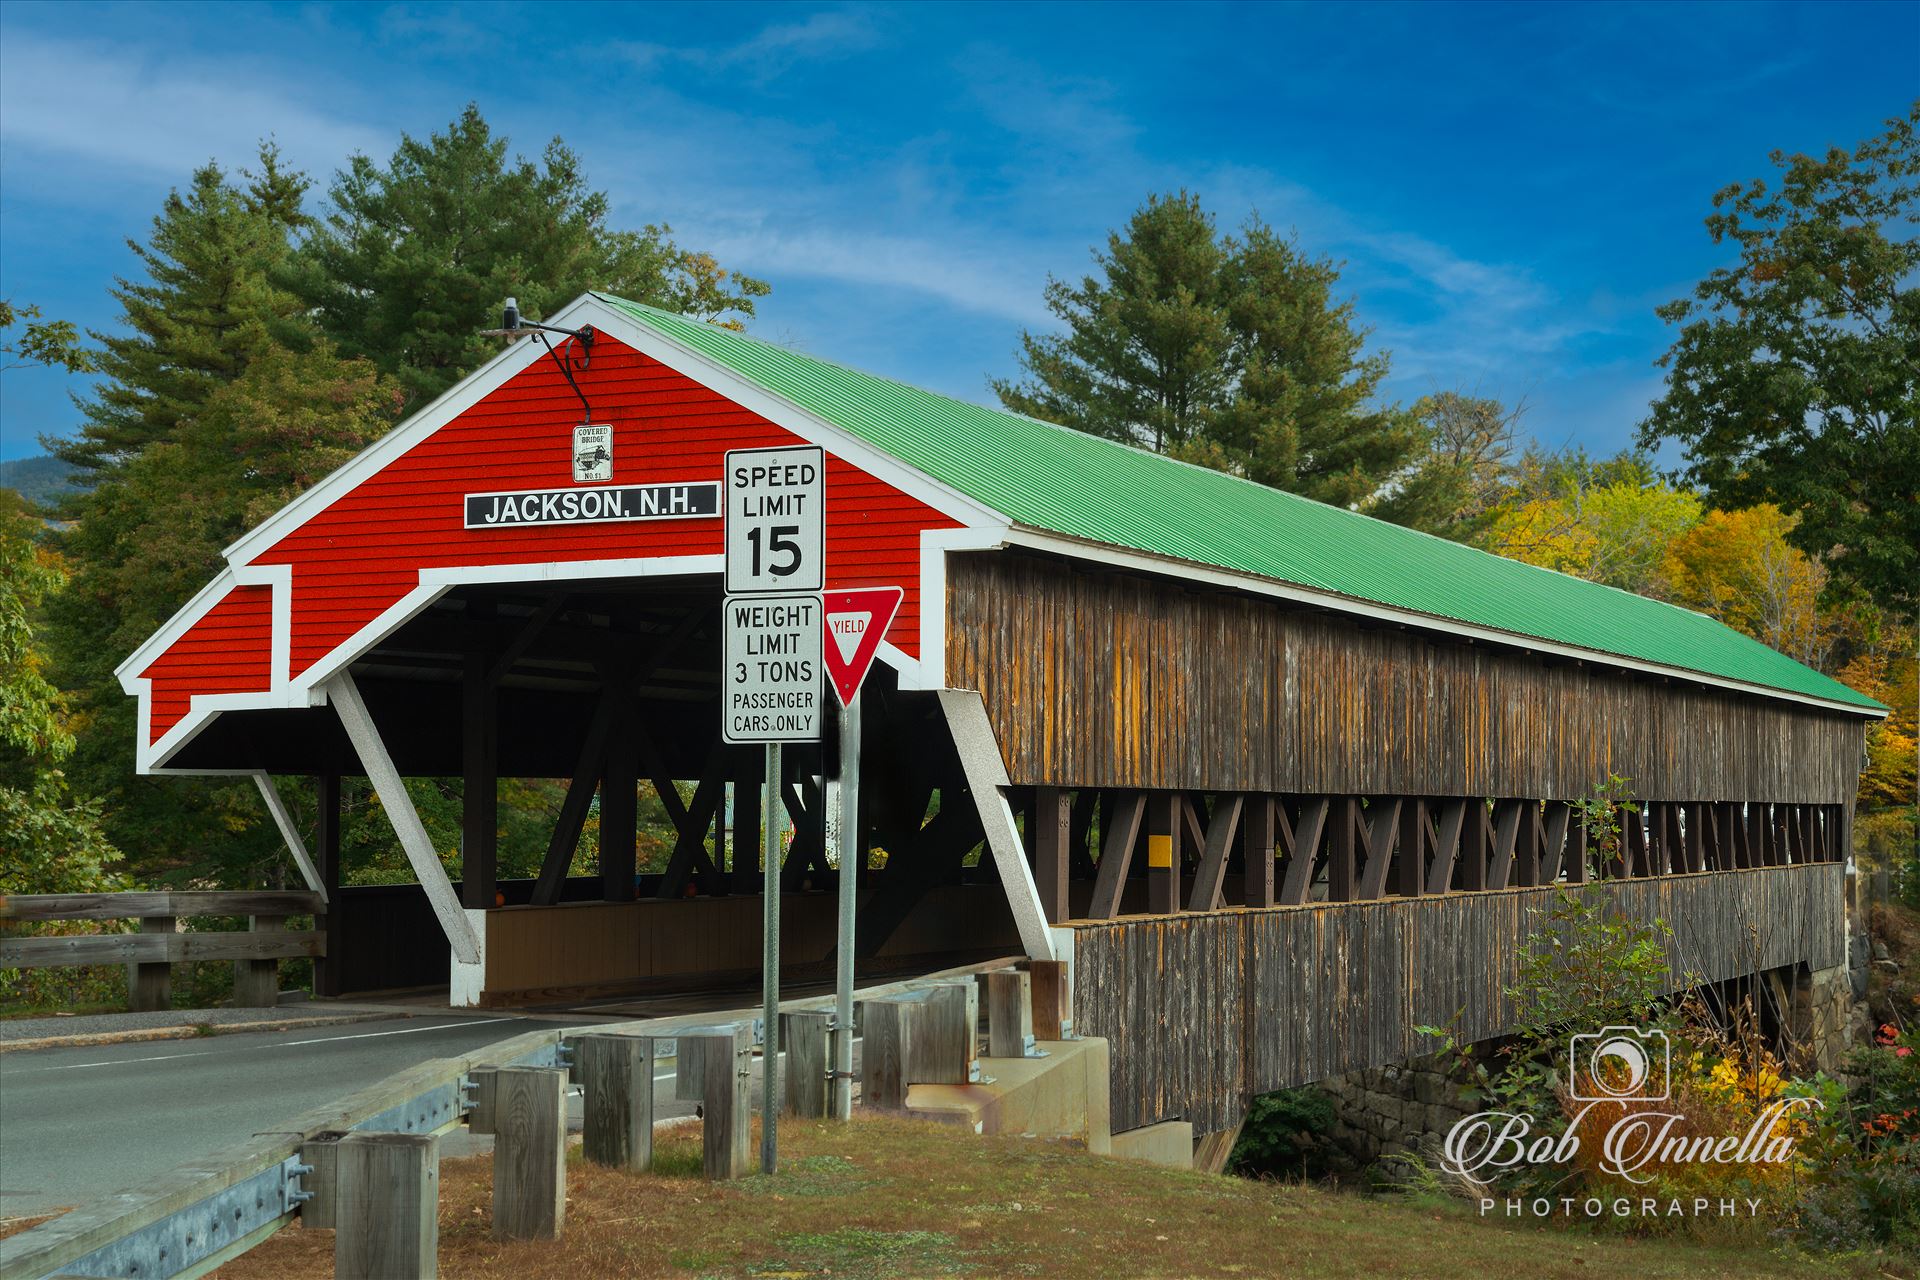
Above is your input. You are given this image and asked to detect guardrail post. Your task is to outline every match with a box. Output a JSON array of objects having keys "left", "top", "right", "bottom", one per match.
[
  {"left": 489, "top": 1066, "right": 567, "bottom": 1240},
  {"left": 908, "top": 981, "right": 978, "bottom": 1083},
  {"left": 688, "top": 1024, "right": 751, "bottom": 1179},
  {"left": 128, "top": 913, "right": 174, "bottom": 1012},
  {"left": 297, "top": 1131, "right": 345, "bottom": 1229},
  {"left": 676, "top": 1036, "right": 709, "bottom": 1102},
  {"left": 987, "top": 969, "right": 1035, "bottom": 1057},
  {"left": 1026, "top": 959, "right": 1072, "bottom": 1039},
  {"left": 576, "top": 1033, "right": 654, "bottom": 1171},
  {"left": 233, "top": 914, "right": 286, "bottom": 1007},
  {"left": 858, "top": 997, "right": 913, "bottom": 1111},
  {"left": 780, "top": 1010, "right": 832, "bottom": 1118},
  {"left": 335, "top": 1131, "right": 438, "bottom": 1279}
]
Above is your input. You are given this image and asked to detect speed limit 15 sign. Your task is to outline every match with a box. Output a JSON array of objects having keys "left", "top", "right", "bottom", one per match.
[{"left": 724, "top": 445, "right": 824, "bottom": 594}]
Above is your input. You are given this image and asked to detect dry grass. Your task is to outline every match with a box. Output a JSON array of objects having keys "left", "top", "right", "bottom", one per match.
[{"left": 190, "top": 1113, "right": 1880, "bottom": 1279}]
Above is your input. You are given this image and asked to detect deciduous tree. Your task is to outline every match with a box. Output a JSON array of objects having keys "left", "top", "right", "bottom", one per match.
[
  {"left": 1480, "top": 451, "right": 1702, "bottom": 597},
  {"left": 1639, "top": 104, "right": 1919, "bottom": 616}
]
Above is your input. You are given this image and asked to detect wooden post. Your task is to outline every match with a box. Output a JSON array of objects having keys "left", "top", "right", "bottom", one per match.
[
  {"left": 315, "top": 774, "right": 343, "bottom": 997},
  {"left": 334, "top": 1131, "right": 437, "bottom": 1280},
  {"left": 296, "top": 1132, "right": 343, "bottom": 1230},
  {"left": 233, "top": 915, "right": 284, "bottom": 1007},
  {"left": 489, "top": 1066, "right": 567, "bottom": 1239},
  {"left": 1328, "top": 797, "right": 1359, "bottom": 902},
  {"left": 1187, "top": 794, "right": 1244, "bottom": 912},
  {"left": 1280, "top": 798, "right": 1329, "bottom": 905},
  {"left": 601, "top": 698, "right": 638, "bottom": 903},
  {"left": 1243, "top": 795, "right": 1276, "bottom": 908},
  {"left": 1027, "top": 959, "right": 1072, "bottom": 1040},
  {"left": 576, "top": 1034, "right": 654, "bottom": 1171},
  {"left": 986, "top": 969, "right": 1034, "bottom": 1058},
  {"left": 1395, "top": 799, "right": 1427, "bottom": 897},
  {"left": 1034, "top": 787, "right": 1071, "bottom": 923},
  {"left": 1458, "top": 800, "right": 1489, "bottom": 891},
  {"left": 692, "top": 1025, "right": 752, "bottom": 1179},
  {"left": 781, "top": 1010, "right": 833, "bottom": 1118},
  {"left": 1426, "top": 799, "right": 1467, "bottom": 894},
  {"left": 1512, "top": 802, "right": 1540, "bottom": 888},
  {"left": 461, "top": 632, "right": 499, "bottom": 911},
  {"left": 128, "top": 914, "right": 173, "bottom": 1012},
  {"left": 1146, "top": 792, "right": 1180, "bottom": 915},
  {"left": 908, "top": 981, "right": 978, "bottom": 1083},
  {"left": 1625, "top": 804, "right": 1651, "bottom": 876},
  {"left": 1087, "top": 792, "right": 1144, "bottom": 920},
  {"left": 1356, "top": 797, "right": 1402, "bottom": 901},
  {"left": 1564, "top": 810, "right": 1589, "bottom": 884},
  {"left": 859, "top": 998, "right": 913, "bottom": 1111},
  {"left": 1488, "top": 800, "right": 1521, "bottom": 889},
  {"left": 1540, "top": 801, "right": 1572, "bottom": 883}
]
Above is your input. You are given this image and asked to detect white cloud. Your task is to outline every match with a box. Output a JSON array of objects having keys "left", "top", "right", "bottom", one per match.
[
  {"left": 613, "top": 9, "right": 881, "bottom": 78},
  {"left": 694, "top": 225, "right": 1054, "bottom": 325},
  {"left": 0, "top": 31, "right": 388, "bottom": 180}
]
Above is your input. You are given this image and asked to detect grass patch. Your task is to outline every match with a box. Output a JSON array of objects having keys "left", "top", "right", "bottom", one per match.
[{"left": 200, "top": 1113, "right": 1887, "bottom": 1279}]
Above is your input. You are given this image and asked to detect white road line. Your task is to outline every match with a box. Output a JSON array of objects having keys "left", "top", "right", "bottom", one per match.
[
  {"left": 267, "top": 1018, "right": 517, "bottom": 1049},
  {"left": 15, "top": 1018, "right": 520, "bottom": 1073},
  {"left": 28, "top": 1047, "right": 220, "bottom": 1071}
]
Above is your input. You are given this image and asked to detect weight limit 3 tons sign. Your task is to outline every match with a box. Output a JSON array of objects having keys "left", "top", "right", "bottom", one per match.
[{"left": 722, "top": 446, "right": 824, "bottom": 744}]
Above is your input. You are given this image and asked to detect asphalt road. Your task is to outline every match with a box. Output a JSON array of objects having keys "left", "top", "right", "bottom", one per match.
[{"left": 0, "top": 1014, "right": 657, "bottom": 1219}]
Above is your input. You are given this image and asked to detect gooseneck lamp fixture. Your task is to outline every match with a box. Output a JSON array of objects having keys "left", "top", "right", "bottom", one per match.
[{"left": 479, "top": 296, "right": 597, "bottom": 421}]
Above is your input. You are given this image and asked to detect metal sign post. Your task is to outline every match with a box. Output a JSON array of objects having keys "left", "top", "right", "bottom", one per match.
[
  {"left": 830, "top": 694, "right": 860, "bottom": 1121},
  {"left": 760, "top": 740, "right": 785, "bottom": 1172},
  {"left": 821, "top": 588, "right": 900, "bottom": 1121},
  {"left": 722, "top": 445, "right": 824, "bottom": 1174}
]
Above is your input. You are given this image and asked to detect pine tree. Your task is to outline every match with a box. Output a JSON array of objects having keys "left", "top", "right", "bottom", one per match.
[
  {"left": 1201, "top": 222, "right": 1418, "bottom": 508},
  {"left": 296, "top": 104, "right": 770, "bottom": 406},
  {"left": 42, "top": 150, "right": 403, "bottom": 883},
  {"left": 992, "top": 192, "right": 1232, "bottom": 451},
  {"left": 994, "top": 195, "right": 1421, "bottom": 509},
  {"left": 54, "top": 147, "right": 309, "bottom": 475}
]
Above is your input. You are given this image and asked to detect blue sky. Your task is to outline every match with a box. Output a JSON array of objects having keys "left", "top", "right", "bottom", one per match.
[{"left": 2, "top": 0, "right": 1915, "bottom": 464}]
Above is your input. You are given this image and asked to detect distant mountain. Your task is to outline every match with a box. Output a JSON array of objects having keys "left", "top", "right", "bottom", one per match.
[{"left": 0, "top": 454, "right": 83, "bottom": 506}]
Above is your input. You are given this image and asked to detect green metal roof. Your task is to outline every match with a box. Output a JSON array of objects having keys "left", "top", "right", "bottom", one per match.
[{"left": 597, "top": 294, "right": 1884, "bottom": 714}]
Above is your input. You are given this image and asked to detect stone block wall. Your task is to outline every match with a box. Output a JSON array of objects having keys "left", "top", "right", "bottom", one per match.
[
  {"left": 1316, "top": 1052, "right": 1477, "bottom": 1169},
  {"left": 1791, "top": 963, "right": 1859, "bottom": 1076}
]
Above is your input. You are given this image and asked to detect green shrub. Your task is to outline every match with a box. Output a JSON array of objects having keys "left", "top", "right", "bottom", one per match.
[{"left": 1228, "top": 1087, "right": 1338, "bottom": 1180}]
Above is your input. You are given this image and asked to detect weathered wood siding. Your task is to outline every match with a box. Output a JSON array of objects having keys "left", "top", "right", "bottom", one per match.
[
  {"left": 1068, "top": 863, "right": 1845, "bottom": 1134},
  {"left": 945, "top": 551, "right": 1865, "bottom": 801}
]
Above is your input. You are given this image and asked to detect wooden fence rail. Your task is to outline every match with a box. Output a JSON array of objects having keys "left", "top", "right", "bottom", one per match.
[{"left": 0, "top": 890, "right": 325, "bottom": 1011}]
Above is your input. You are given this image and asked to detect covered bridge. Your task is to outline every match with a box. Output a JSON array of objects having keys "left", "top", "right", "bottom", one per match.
[{"left": 120, "top": 293, "right": 1884, "bottom": 1135}]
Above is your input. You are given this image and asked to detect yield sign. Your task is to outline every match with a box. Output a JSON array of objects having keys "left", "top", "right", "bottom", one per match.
[{"left": 822, "top": 586, "right": 904, "bottom": 706}]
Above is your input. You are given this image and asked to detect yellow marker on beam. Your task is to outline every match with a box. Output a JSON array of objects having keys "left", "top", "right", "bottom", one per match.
[{"left": 1147, "top": 833, "right": 1173, "bottom": 869}]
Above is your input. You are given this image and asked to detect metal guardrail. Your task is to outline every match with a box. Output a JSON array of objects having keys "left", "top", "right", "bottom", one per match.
[{"left": 0, "top": 956, "right": 1022, "bottom": 1280}]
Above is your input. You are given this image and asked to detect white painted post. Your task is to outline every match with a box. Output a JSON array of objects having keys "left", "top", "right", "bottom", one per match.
[
  {"left": 937, "top": 689, "right": 1055, "bottom": 961},
  {"left": 326, "top": 672, "right": 482, "bottom": 977}
]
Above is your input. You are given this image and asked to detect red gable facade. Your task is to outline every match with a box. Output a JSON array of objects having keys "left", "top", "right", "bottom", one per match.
[{"left": 119, "top": 299, "right": 990, "bottom": 772}]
